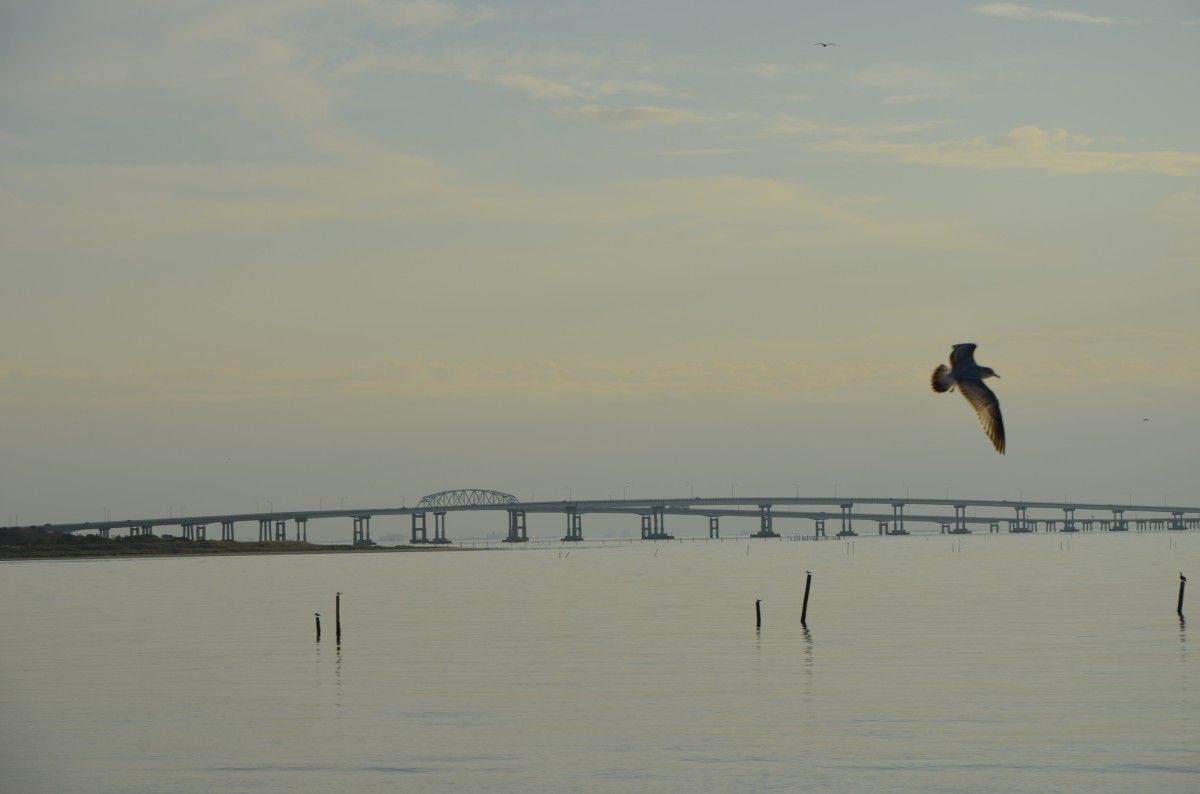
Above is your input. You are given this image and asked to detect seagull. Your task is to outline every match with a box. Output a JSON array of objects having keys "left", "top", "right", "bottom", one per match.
[
  {"left": 931, "top": 343, "right": 1005, "bottom": 454},
  {"left": 815, "top": 42, "right": 836, "bottom": 47}
]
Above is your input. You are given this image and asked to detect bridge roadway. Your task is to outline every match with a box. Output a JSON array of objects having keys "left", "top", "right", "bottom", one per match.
[{"left": 32, "top": 491, "right": 1200, "bottom": 545}]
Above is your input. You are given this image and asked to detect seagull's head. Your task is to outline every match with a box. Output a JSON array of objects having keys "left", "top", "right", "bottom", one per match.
[{"left": 980, "top": 366, "right": 1000, "bottom": 380}]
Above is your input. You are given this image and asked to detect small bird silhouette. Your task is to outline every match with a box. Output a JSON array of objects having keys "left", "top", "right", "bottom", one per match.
[
  {"left": 815, "top": 42, "right": 836, "bottom": 47},
  {"left": 931, "top": 343, "right": 1005, "bottom": 454}
]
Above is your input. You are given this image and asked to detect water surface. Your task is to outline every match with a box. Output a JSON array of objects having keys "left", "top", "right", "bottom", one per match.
[{"left": 2, "top": 533, "right": 1196, "bottom": 792}]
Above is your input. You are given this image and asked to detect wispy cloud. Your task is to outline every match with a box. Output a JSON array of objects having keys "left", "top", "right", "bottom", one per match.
[
  {"left": 557, "top": 105, "right": 750, "bottom": 128},
  {"left": 824, "top": 125, "right": 1200, "bottom": 176},
  {"left": 766, "top": 116, "right": 947, "bottom": 139},
  {"left": 848, "top": 64, "right": 963, "bottom": 104},
  {"left": 974, "top": 3, "right": 1135, "bottom": 26}
]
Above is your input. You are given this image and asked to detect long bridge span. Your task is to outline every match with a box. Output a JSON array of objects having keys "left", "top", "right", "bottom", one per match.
[{"left": 27, "top": 489, "right": 1200, "bottom": 545}]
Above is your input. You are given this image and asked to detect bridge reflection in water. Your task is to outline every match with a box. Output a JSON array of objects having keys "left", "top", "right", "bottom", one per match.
[{"left": 31, "top": 489, "right": 1200, "bottom": 546}]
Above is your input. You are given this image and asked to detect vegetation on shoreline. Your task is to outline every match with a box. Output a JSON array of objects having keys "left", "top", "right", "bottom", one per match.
[{"left": 0, "top": 526, "right": 465, "bottom": 559}]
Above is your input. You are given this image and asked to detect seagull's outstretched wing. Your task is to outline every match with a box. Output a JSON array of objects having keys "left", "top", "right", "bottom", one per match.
[
  {"left": 948, "top": 343, "right": 977, "bottom": 368},
  {"left": 958, "top": 379, "right": 1005, "bottom": 454}
]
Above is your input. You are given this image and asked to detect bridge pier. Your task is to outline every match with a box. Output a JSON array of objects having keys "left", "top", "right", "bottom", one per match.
[
  {"left": 221, "top": 520, "right": 236, "bottom": 541},
  {"left": 814, "top": 519, "right": 826, "bottom": 539},
  {"left": 295, "top": 517, "right": 307, "bottom": 542},
  {"left": 504, "top": 510, "right": 527, "bottom": 543},
  {"left": 258, "top": 518, "right": 271, "bottom": 542},
  {"left": 562, "top": 511, "right": 583, "bottom": 542},
  {"left": 411, "top": 512, "right": 427, "bottom": 544},
  {"left": 890, "top": 503, "right": 909, "bottom": 535},
  {"left": 353, "top": 516, "right": 372, "bottom": 545},
  {"left": 1171, "top": 512, "right": 1186, "bottom": 531},
  {"left": 182, "top": 523, "right": 206, "bottom": 540},
  {"left": 1011, "top": 505, "right": 1031, "bottom": 533},
  {"left": 98, "top": 527, "right": 110, "bottom": 539},
  {"left": 752, "top": 504, "right": 779, "bottom": 538},
  {"left": 431, "top": 511, "right": 450, "bottom": 544},
  {"left": 708, "top": 516, "right": 720, "bottom": 539},
  {"left": 877, "top": 521, "right": 888, "bottom": 536},
  {"left": 1062, "top": 507, "right": 1078, "bottom": 532},
  {"left": 989, "top": 521, "right": 1000, "bottom": 533},
  {"left": 274, "top": 520, "right": 287, "bottom": 542},
  {"left": 951, "top": 504, "right": 970, "bottom": 534},
  {"left": 1111, "top": 509, "right": 1127, "bottom": 531},
  {"left": 836, "top": 504, "right": 857, "bottom": 538},
  {"left": 642, "top": 508, "right": 673, "bottom": 540}
]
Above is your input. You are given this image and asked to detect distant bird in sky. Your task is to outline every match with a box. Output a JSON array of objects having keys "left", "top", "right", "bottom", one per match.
[
  {"left": 815, "top": 42, "right": 836, "bottom": 47},
  {"left": 931, "top": 343, "right": 1005, "bottom": 454}
]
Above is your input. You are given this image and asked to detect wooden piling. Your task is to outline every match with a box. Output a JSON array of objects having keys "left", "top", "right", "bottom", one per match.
[
  {"left": 315, "top": 612, "right": 321, "bottom": 642},
  {"left": 801, "top": 571, "right": 813, "bottom": 626},
  {"left": 755, "top": 599, "right": 762, "bottom": 629},
  {"left": 336, "top": 592, "right": 342, "bottom": 643},
  {"left": 1179, "top": 573, "right": 1187, "bottom": 619}
]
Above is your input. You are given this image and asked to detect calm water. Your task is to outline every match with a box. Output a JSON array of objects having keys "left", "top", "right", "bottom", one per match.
[{"left": 2, "top": 533, "right": 1197, "bottom": 793}]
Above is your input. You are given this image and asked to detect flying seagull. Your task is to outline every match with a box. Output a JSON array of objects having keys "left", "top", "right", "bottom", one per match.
[
  {"left": 815, "top": 42, "right": 836, "bottom": 47},
  {"left": 931, "top": 343, "right": 1005, "bottom": 454}
]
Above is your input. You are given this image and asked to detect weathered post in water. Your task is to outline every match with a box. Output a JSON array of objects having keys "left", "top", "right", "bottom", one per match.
[
  {"left": 336, "top": 592, "right": 343, "bottom": 643},
  {"left": 315, "top": 612, "right": 321, "bottom": 642},
  {"left": 756, "top": 599, "right": 762, "bottom": 629},
  {"left": 801, "top": 571, "right": 813, "bottom": 626},
  {"left": 1179, "top": 573, "right": 1187, "bottom": 619}
]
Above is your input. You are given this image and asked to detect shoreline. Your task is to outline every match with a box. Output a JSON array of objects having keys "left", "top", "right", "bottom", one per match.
[{"left": 0, "top": 540, "right": 478, "bottom": 561}]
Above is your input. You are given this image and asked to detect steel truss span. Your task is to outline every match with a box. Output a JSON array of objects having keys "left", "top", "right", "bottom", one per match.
[{"left": 416, "top": 489, "right": 519, "bottom": 509}]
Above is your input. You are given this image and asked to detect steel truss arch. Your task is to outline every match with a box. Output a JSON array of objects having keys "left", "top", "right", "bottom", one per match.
[{"left": 417, "top": 489, "right": 519, "bottom": 509}]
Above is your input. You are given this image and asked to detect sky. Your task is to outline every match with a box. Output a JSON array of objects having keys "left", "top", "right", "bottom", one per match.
[{"left": 2, "top": 1, "right": 1198, "bottom": 539}]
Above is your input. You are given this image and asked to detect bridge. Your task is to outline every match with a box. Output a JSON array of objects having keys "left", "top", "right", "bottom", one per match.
[{"left": 25, "top": 489, "right": 1200, "bottom": 545}]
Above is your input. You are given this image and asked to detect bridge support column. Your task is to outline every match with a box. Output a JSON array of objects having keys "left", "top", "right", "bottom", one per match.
[
  {"left": 1012, "top": 505, "right": 1031, "bottom": 532},
  {"left": 891, "top": 503, "right": 909, "bottom": 535},
  {"left": 878, "top": 521, "right": 888, "bottom": 536},
  {"left": 259, "top": 518, "right": 271, "bottom": 542},
  {"left": 98, "top": 527, "right": 110, "bottom": 539},
  {"left": 642, "top": 508, "right": 673, "bottom": 540},
  {"left": 709, "top": 516, "right": 720, "bottom": 539},
  {"left": 1062, "top": 507, "right": 1077, "bottom": 532},
  {"left": 274, "top": 520, "right": 287, "bottom": 542},
  {"left": 814, "top": 519, "right": 826, "bottom": 539},
  {"left": 195, "top": 524, "right": 207, "bottom": 541},
  {"left": 221, "top": 520, "right": 236, "bottom": 541},
  {"left": 562, "top": 512, "right": 582, "bottom": 542},
  {"left": 353, "top": 516, "right": 372, "bottom": 545},
  {"left": 752, "top": 504, "right": 779, "bottom": 538},
  {"left": 1171, "top": 512, "right": 1186, "bottom": 531},
  {"left": 504, "top": 510, "right": 527, "bottom": 543},
  {"left": 989, "top": 522, "right": 1000, "bottom": 533},
  {"left": 1082, "top": 519, "right": 1093, "bottom": 532},
  {"left": 295, "top": 517, "right": 307, "bottom": 542},
  {"left": 140, "top": 525, "right": 153, "bottom": 537},
  {"left": 411, "top": 512, "right": 428, "bottom": 544},
  {"left": 431, "top": 511, "right": 450, "bottom": 544},
  {"left": 837, "top": 504, "right": 857, "bottom": 538},
  {"left": 951, "top": 504, "right": 970, "bottom": 534},
  {"left": 1111, "top": 509, "right": 1127, "bottom": 531}
]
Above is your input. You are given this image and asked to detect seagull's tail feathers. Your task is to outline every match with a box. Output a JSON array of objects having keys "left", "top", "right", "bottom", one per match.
[{"left": 931, "top": 365, "right": 954, "bottom": 393}]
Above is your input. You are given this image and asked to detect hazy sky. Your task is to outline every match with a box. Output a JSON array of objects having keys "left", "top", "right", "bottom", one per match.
[{"left": 3, "top": 1, "right": 1198, "bottom": 537}]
